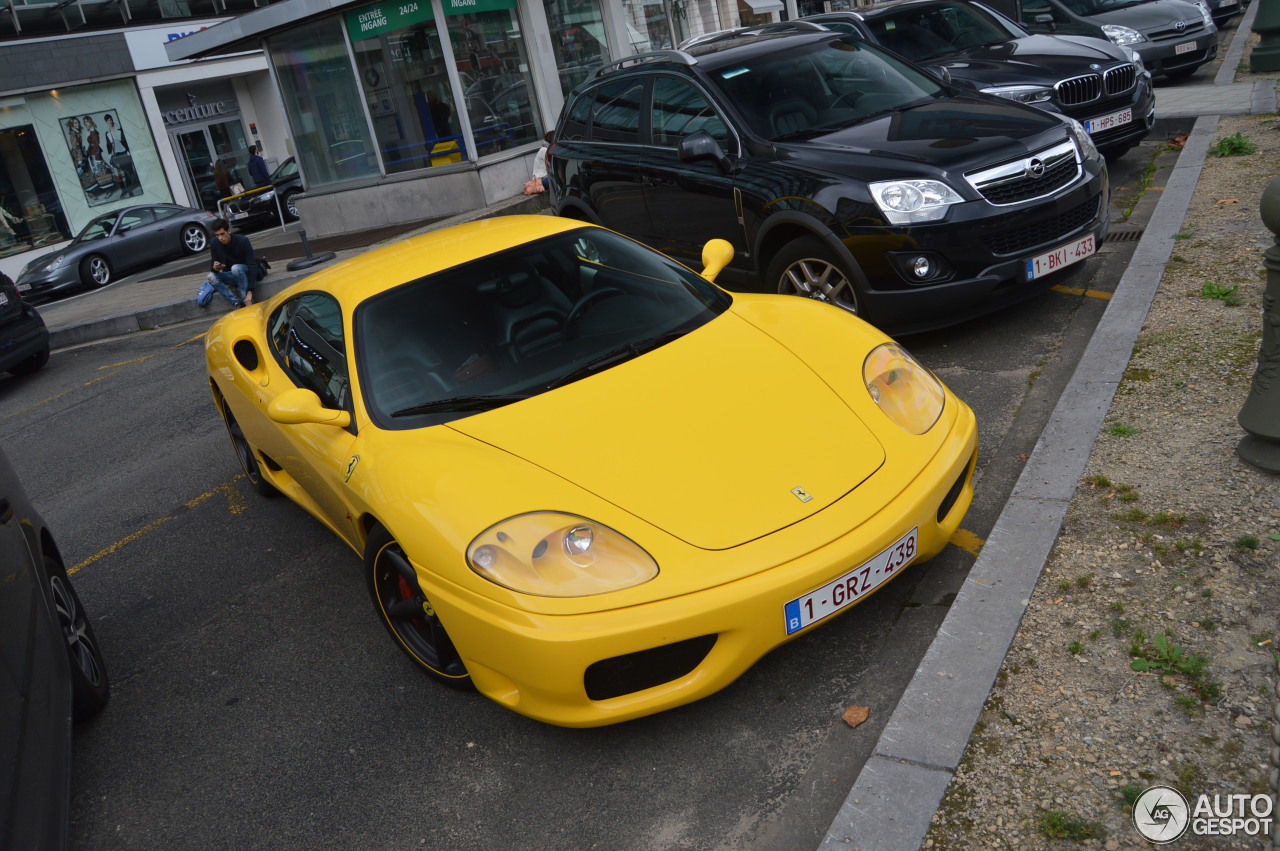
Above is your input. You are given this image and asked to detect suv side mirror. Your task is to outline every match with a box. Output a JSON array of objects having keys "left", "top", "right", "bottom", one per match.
[{"left": 678, "top": 130, "right": 732, "bottom": 173}]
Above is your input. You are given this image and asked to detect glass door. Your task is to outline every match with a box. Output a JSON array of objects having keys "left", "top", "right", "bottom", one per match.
[
  {"left": 176, "top": 130, "right": 218, "bottom": 212},
  {"left": 174, "top": 119, "right": 250, "bottom": 213}
]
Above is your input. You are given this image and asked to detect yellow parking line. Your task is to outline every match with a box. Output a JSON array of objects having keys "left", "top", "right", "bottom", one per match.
[
  {"left": 950, "top": 528, "right": 985, "bottom": 557},
  {"left": 1051, "top": 285, "right": 1113, "bottom": 300},
  {"left": 68, "top": 475, "right": 245, "bottom": 575}
]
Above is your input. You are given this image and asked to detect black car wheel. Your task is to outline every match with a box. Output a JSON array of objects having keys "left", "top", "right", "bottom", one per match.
[
  {"left": 366, "top": 525, "right": 473, "bottom": 690},
  {"left": 79, "top": 255, "right": 111, "bottom": 288},
  {"left": 217, "top": 392, "right": 278, "bottom": 497},
  {"left": 47, "top": 561, "right": 110, "bottom": 721},
  {"left": 182, "top": 224, "right": 209, "bottom": 254},
  {"left": 768, "top": 236, "right": 861, "bottom": 315},
  {"left": 8, "top": 345, "right": 50, "bottom": 376},
  {"left": 281, "top": 189, "right": 301, "bottom": 222}
]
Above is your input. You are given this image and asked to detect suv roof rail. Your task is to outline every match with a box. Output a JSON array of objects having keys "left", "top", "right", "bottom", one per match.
[
  {"left": 679, "top": 20, "right": 831, "bottom": 48},
  {"left": 593, "top": 50, "right": 697, "bottom": 78}
]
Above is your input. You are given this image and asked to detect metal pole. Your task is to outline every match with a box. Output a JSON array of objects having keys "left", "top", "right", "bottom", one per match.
[{"left": 1236, "top": 174, "right": 1280, "bottom": 470}]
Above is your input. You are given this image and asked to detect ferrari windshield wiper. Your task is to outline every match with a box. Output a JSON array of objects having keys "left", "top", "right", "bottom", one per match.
[
  {"left": 546, "top": 329, "right": 687, "bottom": 391},
  {"left": 391, "top": 393, "right": 530, "bottom": 417}
]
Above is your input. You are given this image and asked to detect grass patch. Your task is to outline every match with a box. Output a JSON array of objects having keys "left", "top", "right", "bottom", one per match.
[
  {"left": 1233, "top": 534, "right": 1260, "bottom": 552},
  {"left": 1105, "top": 422, "right": 1140, "bottom": 437},
  {"left": 1040, "top": 810, "right": 1105, "bottom": 840}
]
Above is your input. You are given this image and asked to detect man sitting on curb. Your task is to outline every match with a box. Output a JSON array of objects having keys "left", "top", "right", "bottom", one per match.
[{"left": 207, "top": 218, "right": 262, "bottom": 307}]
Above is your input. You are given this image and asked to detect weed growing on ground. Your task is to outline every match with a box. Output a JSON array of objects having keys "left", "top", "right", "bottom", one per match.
[
  {"left": 1209, "top": 132, "right": 1257, "bottom": 157},
  {"left": 1233, "top": 534, "right": 1260, "bottom": 552},
  {"left": 1199, "top": 281, "right": 1242, "bottom": 306},
  {"left": 1040, "top": 810, "right": 1105, "bottom": 840},
  {"left": 1105, "top": 422, "right": 1140, "bottom": 437}
]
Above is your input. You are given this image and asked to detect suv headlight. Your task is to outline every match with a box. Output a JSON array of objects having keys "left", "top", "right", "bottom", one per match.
[
  {"left": 467, "top": 512, "right": 658, "bottom": 597},
  {"left": 868, "top": 179, "right": 963, "bottom": 224},
  {"left": 1062, "top": 116, "right": 1098, "bottom": 161},
  {"left": 1101, "top": 23, "right": 1146, "bottom": 45},
  {"left": 981, "top": 84, "right": 1054, "bottom": 105},
  {"left": 863, "top": 343, "right": 944, "bottom": 434},
  {"left": 1121, "top": 46, "right": 1145, "bottom": 71},
  {"left": 1194, "top": 0, "right": 1213, "bottom": 26}
]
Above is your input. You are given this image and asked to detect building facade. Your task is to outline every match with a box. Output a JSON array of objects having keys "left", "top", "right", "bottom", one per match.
[{"left": 0, "top": 19, "right": 288, "bottom": 278}]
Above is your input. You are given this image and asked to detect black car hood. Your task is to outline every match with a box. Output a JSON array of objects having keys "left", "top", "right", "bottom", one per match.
[
  {"left": 932, "top": 34, "right": 1128, "bottom": 86},
  {"left": 1085, "top": 0, "right": 1204, "bottom": 29},
  {"left": 783, "top": 95, "right": 1066, "bottom": 170}
]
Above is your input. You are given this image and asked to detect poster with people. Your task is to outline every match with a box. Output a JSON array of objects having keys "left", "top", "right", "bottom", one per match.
[{"left": 60, "top": 110, "right": 142, "bottom": 206}]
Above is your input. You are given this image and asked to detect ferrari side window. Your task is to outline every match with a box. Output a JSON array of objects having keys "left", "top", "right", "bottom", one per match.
[{"left": 281, "top": 294, "right": 349, "bottom": 411}]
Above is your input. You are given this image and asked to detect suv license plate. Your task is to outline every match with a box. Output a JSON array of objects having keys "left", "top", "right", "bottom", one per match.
[
  {"left": 1085, "top": 108, "right": 1132, "bottom": 134},
  {"left": 0, "top": 291, "right": 8, "bottom": 306},
  {"left": 1026, "top": 233, "right": 1095, "bottom": 281},
  {"left": 1176, "top": 40, "right": 1198, "bottom": 54},
  {"left": 16, "top": 282, "right": 30, "bottom": 292},
  {"left": 784, "top": 527, "right": 918, "bottom": 635}
]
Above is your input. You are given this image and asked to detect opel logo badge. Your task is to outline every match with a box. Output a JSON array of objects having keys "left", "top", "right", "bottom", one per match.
[
  {"left": 791, "top": 486, "right": 813, "bottom": 503},
  {"left": 1026, "top": 157, "right": 1046, "bottom": 178}
]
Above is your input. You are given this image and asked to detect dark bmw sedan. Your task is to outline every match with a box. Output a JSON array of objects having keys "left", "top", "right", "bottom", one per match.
[
  {"left": 15, "top": 203, "right": 217, "bottom": 301},
  {"left": 0, "top": 447, "right": 109, "bottom": 848},
  {"left": 0, "top": 271, "right": 49, "bottom": 377},
  {"left": 551, "top": 26, "right": 1109, "bottom": 335},
  {"left": 805, "top": 0, "right": 1154, "bottom": 158}
]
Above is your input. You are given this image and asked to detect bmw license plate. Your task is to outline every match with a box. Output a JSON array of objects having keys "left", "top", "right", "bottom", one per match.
[
  {"left": 232, "top": 212, "right": 249, "bottom": 220},
  {"left": 1085, "top": 108, "right": 1132, "bottom": 135},
  {"left": 15, "top": 282, "right": 30, "bottom": 292},
  {"left": 1026, "top": 233, "right": 1096, "bottom": 281},
  {"left": 784, "top": 527, "right": 918, "bottom": 635},
  {"left": 1175, "top": 40, "right": 1198, "bottom": 54}
]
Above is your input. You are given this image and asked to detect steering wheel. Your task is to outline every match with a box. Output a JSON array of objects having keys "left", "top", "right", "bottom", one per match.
[
  {"left": 562, "top": 288, "right": 625, "bottom": 341},
  {"left": 828, "top": 90, "right": 861, "bottom": 111}
]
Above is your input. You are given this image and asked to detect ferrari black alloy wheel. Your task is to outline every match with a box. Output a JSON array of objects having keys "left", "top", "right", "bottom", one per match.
[{"left": 366, "top": 525, "right": 473, "bottom": 690}]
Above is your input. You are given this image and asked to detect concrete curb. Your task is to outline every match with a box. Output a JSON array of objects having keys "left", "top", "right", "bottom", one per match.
[{"left": 817, "top": 43, "right": 1238, "bottom": 851}]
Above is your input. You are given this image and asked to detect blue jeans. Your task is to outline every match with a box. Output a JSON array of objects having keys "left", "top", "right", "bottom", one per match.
[{"left": 211, "top": 264, "right": 252, "bottom": 305}]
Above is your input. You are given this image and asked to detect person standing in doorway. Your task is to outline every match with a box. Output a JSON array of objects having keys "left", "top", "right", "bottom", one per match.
[
  {"left": 208, "top": 218, "right": 262, "bottom": 307},
  {"left": 247, "top": 145, "right": 270, "bottom": 188}
]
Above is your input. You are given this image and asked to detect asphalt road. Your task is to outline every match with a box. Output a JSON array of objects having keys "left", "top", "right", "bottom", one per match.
[{"left": 0, "top": 128, "right": 1182, "bottom": 850}]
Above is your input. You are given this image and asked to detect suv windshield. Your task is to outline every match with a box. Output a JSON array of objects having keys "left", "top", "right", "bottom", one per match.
[
  {"left": 705, "top": 38, "right": 947, "bottom": 139},
  {"left": 356, "top": 228, "right": 731, "bottom": 427}
]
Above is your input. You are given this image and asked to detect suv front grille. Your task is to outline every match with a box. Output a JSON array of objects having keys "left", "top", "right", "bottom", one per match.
[
  {"left": 981, "top": 196, "right": 1101, "bottom": 256},
  {"left": 966, "top": 140, "right": 1081, "bottom": 205},
  {"left": 1104, "top": 65, "right": 1136, "bottom": 95},
  {"left": 1056, "top": 74, "right": 1101, "bottom": 106}
]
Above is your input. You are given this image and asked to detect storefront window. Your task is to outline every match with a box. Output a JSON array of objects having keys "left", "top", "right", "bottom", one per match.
[
  {"left": 544, "top": 0, "right": 608, "bottom": 96},
  {"left": 622, "top": 0, "right": 686, "bottom": 50},
  {"left": 268, "top": 18, "right": 380, "bottom": 188},
  {"left": 0, "top": 126, "right": 69, "bottom": 257},
  {"left": 443, "top": 0, "right": 541, "bottom": 154},
  {"left": 345, "top": 2, "right": 464, "bottom": 173}
]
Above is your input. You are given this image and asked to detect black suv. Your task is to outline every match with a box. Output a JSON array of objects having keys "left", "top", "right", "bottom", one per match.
[
  {"left": 550, "top": 26, "right": 1109, "bottom": 334},
  {"left": 805, "top": 0, "right": 1154, "bottom": 158}
]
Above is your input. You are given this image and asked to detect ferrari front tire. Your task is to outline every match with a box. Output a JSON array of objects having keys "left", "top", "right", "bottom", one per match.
[
  {"left": 217, "top": 392, "right": 278, "bottom": 498},
  {"left": 366, "top": 525, "right": 473, "bottom": 690}
]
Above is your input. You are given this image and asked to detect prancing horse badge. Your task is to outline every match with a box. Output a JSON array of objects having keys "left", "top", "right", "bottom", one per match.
[{"left": 791, "top": 486, "right": 813, "bottom": 503}]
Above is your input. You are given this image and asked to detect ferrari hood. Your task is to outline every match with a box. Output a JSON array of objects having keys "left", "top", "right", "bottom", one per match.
[{"left": 448, "top": 312, "right": 886, "bottom": 550}]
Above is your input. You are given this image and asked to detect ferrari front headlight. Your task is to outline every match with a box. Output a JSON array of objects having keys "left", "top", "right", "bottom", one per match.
[
  {"left": 467, "top": 512, "right": 658, "bottom": 597},
  {"left": 863, "top": 343, "right": 945, "bottom": 434}
]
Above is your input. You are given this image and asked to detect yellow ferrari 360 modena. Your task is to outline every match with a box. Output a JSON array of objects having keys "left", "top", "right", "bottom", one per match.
[{"left": 206, "top": 215, "right": 977, "bottom": 727}]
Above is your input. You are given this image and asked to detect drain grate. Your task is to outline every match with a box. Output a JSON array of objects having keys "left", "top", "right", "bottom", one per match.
[{"left": 1105, "top": 229, "right": 1144, "bottom": 243}]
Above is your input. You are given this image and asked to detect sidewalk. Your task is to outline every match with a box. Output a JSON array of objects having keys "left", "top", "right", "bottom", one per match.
[{"left": 37, "top": 193, "right": 544, "bottom": 349}]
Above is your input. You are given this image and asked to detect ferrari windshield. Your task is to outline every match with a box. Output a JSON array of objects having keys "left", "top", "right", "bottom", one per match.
[
  {"left": 355, "top": 228, "right": 731, "bottom": 428},
  {"left": 705, "top": 38, "right": 948, "bottom": 139}
]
